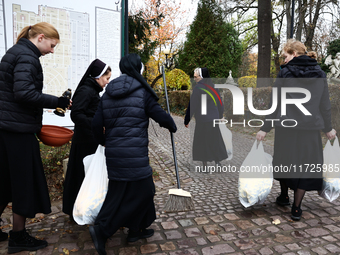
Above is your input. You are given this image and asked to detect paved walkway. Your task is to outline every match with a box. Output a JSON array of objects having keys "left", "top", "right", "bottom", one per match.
[{"left": 1, "top": 115, "right": 340, "bottom": 255}]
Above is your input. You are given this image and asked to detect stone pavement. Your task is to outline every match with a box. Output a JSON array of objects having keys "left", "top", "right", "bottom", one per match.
[{"left": 1, "top": 115, "right": 340, "bottom": 255}]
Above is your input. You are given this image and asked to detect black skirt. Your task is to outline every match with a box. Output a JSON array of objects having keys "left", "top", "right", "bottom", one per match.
[
  {"left": 95, "top": 175, "right": 156, "bottom": 238},
  {"left": 273, "top": 127, "right": 323, "bottom": 191},
  {"left": 0, "top": 130, "right": 51, "bottom": 218},
  {"left": 62, "top": 139, "right": 98, "bottom": 215},
  {"left": 192, "top": 121, "right": 228, "bottom": 162}
]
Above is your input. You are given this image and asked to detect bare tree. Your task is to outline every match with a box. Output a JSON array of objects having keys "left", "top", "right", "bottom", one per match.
[{"left": 222, "top": 0, "right": 340, "bottom": 74}]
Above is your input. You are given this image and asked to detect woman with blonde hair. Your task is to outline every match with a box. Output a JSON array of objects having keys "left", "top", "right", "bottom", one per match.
[
  {"left": 257, "top": 39, "right": 336, "bottom": 220},
  {"left": 0, "top": 22, "right": 70, "bottom": 253}
]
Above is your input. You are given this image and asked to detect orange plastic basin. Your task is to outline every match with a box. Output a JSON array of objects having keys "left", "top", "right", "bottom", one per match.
[{"left": 37, "top": 125, "right": 74, "bottom": 147}]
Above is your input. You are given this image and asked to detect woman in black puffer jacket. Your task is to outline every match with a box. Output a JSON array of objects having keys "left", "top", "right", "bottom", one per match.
[
  {"left": 0, "top": 22, "right": 70, "bottom": 253},
  {"left": 89, "top": 53, "right": 177, "bottom": 255},
  {"left": 63, "top": 59, "right": 111, "bottom": 219},
  {"left": 257, "top": 39, "right": 336, "bottom": 221}
]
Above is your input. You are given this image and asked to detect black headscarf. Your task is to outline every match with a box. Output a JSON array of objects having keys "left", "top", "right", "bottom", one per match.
[
  {"left": 119, "top": 53, "right": 159, "bottom": 100},
  {"left": 75, "top": 59, "right": 108, "bottom": 92},
  {"left": 201, "top": 67, "right": 210, "bottom": 78},
  {"left": 72, "top": 59, "right": 108, "bottom": 101},
  {"left": 200, "top": 67, "right": 214, "bottom": 87}
]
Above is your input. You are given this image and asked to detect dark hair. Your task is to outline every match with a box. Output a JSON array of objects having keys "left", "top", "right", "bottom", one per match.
[
  {"left": 103, "top": 66, "right": 111, "bottom": 76},
  {"left": 16, "top": 22, "right": 60, "bottom": 43}
]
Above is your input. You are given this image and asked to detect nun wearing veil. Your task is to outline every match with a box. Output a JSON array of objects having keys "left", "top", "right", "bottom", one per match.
[
  {"left": 63, "top": 59, "right": 111, "bottom": 219},
  {"left": 184, "top": 67, "right": 227, "bottom": 169},
  {"left": 90, "top": 53, "right": 177, "bottom": 254}
]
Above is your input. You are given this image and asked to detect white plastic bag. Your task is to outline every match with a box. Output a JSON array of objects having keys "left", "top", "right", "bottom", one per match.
[
  {"left": 319, "top": 137, "right": 340, "bottom": 202},
  {"left": 219, "top": 124, "right": 233, "bottom": 160},
  {"left": 73, "top": 145, "right": 108, "bottom": 225},
  {"left": 238, "top": 140, "right": 273, "bottom": 208}
]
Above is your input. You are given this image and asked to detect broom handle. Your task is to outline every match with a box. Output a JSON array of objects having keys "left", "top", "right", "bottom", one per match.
[{"left": 162, "top": 65, "right": 181, "bottom": 189}]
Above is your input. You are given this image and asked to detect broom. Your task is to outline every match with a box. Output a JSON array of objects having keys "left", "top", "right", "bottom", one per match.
[{"left": 161, "top": 65, "right": 194, "bottom": 212}]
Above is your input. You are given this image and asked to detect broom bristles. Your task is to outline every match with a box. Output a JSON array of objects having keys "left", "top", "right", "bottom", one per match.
[{"left": 163, "top": 194, "right": 194, "bottom": 212}]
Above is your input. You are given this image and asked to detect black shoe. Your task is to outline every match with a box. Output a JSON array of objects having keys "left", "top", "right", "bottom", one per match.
[
  {"left": 291, "top": 205, "right": 302, "bottom": 221},
  {"left": 127, "top": 228, "right": 154, "bottom": 242},
  {"left": 8, "top": 229, "right": 48, "bottom": 254},
  {"left": 89, "top": 225, "right": 107, "bottom": 255},
  {"left": 276, "top": 194, "right": 290, "bottom": 206},
  {"left": 0, "top": 229, "right": 8, "bottom": 242}
]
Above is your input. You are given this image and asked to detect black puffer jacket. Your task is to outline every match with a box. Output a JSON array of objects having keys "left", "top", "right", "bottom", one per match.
[
  {"left": 92, "top": 74, "right": 177, "bottom": 181},
  {"left": 71, "top": 77, "right": 103, "bottom": 143},
  {"left": 0, "top": 38, "right": 58, "bottom": 133},
  {"left": 261, "top": 55, "right": 332, "bottom": 133}
]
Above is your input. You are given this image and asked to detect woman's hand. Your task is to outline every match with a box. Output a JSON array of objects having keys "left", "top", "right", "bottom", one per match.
[
  {"left": 185, "top": 124, "right": 189, "bottom": 128},
  {"left": 68, "top": 99, "right": 73, "bottom": 109},
  {"left": 256, "top": 130, "right": 267, "bottom": 141},
  {"left": 326, "top": 129, "right": 336, "bottom": 140}
]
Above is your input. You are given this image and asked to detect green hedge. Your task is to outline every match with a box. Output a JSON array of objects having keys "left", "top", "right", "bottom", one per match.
[{"left": 156, "top": 91, "right": 190, "bottom": 116}]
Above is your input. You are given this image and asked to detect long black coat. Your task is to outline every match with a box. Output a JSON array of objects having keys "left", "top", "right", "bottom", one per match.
[
  {"left": 71, "top": 77, "right": 103, "bottom": 142},
  {"left": 261, "top": 55, "right": 332, "bottom": 133},
  {"left": 184, "top": 79, "right": 224, "bottom": 125},
  {"left": 63, "top": 77, "right": 103, "bottom": 216},
  {"left": 261, "top": 55, "right": 333, "bottom": 191},
  {"left": 0, "top": 38, "right": 59, "bottom": 133}
]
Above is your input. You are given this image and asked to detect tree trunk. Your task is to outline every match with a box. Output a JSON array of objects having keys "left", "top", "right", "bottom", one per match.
[
  {"left": 295, "top": 0, "right": 306, "bottom": 41},
  {"left": 285, "top": 0, "right": 292, "bottom": 39},
  {"left": 271, "top": 23, "right": 281, "bottom": 75},
  {"left": 257, "top": 0, "right": 272, "bottom": 86},
  {"left": 304, "top": 0, "right": 322, "bottom": 50}
]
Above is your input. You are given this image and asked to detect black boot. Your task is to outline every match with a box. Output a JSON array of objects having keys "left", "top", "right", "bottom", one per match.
[
  {"left": 291, "top": 205, "right": 302, "bottom": 221},
  {"left": 127, "top": 228, "right": 154, "bottom": 242},
  {"left": 0, "top": 229, "right": 8, "bottom": 242},
  {"left": 8, "top": 229, "right": 48, "bottom": 254},
  {"left": 276, "top": 194, "right": 290, "bottom": 206},
  {"left": 89, "top": 225, "right": 107, "bottom": 255}
]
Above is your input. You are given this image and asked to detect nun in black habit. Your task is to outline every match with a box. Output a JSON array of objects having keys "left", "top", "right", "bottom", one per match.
[
  {"left": 90, "top": 53, "right": 177, "bottom": 254},
  {"left": 184, "top": 67, "right": 228, "bottom": 168},
  {"left": 63, "top": 59, "right": 111, "bottom": 219}
]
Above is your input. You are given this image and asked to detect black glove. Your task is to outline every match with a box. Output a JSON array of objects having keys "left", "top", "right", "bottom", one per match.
[{"left": 57, "top": 97, "right": 70, "bottom": 109}]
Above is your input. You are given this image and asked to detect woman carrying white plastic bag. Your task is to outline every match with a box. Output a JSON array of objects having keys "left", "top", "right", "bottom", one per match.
[
  {"left": 319, "top": 137, "right": 340, "bottom": 202},
  {"left": 73, "top": 145, "right": 108, "bottom": 225},
  {"left": 239, "top": 140, "right": 273, "bottom": 208},
  {"left": 256, "top": 39, "right": 336, "bottom": 221}
]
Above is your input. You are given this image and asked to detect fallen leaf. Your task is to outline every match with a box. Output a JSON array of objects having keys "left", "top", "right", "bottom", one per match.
[
  {"left": 63, "top": 248, "right": 69, "bottom": 255},
  {"left": 209, "top": 230, "right": 218, "bottom": 235},
  {"left": 272, "top": 219, "right": 281, "bottom": 225}
]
